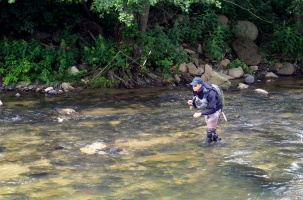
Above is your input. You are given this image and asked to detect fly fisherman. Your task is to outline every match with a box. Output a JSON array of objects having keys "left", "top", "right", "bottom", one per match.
[{"left": 187, "top": 77, "right": 223, "bottom": 144}]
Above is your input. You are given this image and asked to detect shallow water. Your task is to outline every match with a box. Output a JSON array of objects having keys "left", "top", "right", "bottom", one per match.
[{"left": 0, "top": 77, "right": 303, "bottom": 199}]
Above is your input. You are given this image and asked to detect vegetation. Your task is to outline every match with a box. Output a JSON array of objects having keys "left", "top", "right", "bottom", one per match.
[{"left": 0, "top": 0, "right": 302, "bottom": 88}]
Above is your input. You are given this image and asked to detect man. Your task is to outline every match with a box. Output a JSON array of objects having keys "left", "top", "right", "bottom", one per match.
[{"left": 187, "top": 77, "right": 222, "bottom": 144}]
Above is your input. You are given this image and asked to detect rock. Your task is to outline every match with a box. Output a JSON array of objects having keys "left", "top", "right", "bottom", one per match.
[
  {"left": 232, "top": 38, "right": 261, "bottom": 65},
  {"left": 255, "top": 88, "right": 269, "bottom": 96},
  {"left": 174, "top": 74, "right": 181, "bottom": 83},
  {"left": 61, "top": 82, "right": 71, "bottom": 90},
  {"left": 4, "top": 82, "right": 16, "bottom": 91},
  {"left": 273, "top": 63, "right": 283, "bottom": 71},
  {"left": 0, "top": 100, "right": 3, "bottom": 108},
  {"left": 15, "top": 93, "right": 21, "bottom": 97},
  {"left": 184, "top": 49, "right": 196, "bottom": 55},
  {"left": 265, "top": 72, "right": 278, "bottom": 78},
  {"left": 250, "top": 66, "right": 259, "bottom": 71},
  {"left": 45, "top": 87, "right": 53, "bottom": 92},
  {"left": 220, "top": 59, "right": 230, "bottom": 68},
  {"left": 216, "top": 72, "right": 235, "bottom": 80},
  {"left": 56, "top": 108, "right": 77, "bottom": 116},
  {"left": 277, "top": 63, "right": 295, "bottom": 75},
  {"left": 198, "top": 44, "right": 203, "bottom": 54},
  {"left": 218, "top": 15, "right": 229, "bottom": 28},
  {"left": 70, "top": 66, "right": 79, "bottom": 75},
  {"left": 244, "top": 75, "right": 255, "bottom": 84},
  {"left": 228, "top": 67, "right": 244, "bottom": 78},
  {"left": 34, "top": 32, "right": 51, "bottom": 41},
  {"left": 48, "top": 89, "right": 58, "bottom": 95},
  {"left": 236, "top": 20, "right": 258, "bottom": 41},
  {"left": 202, "top": 70, "right": 232, "bottom": 89},
  {"left": 0, "top": 147, "right": 6, "bottom": 152},
  {"left": 58, "top": 90, "right": 64, "bottom": 94},
  {"left": 186, "top": 62, "right": 199, "bottom": 75},
  {"left": 237, "top": 83, "right": 249, "bottom": 89},
  {"left": 16, "top": 81, "right": 31, "bottom": 88},
  {"left": 179, "top": 62, "right": 187, "bottom": 73}
]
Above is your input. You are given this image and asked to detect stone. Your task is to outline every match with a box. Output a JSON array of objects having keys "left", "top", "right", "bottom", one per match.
[
  {"left": 48, "top": 89, "right": 58, "bottom": 95},
  {"left": 16, "top": 81, "right": 31, "bottom": 87},
  {"left": 184, "top": 49, "right": 196, "bottom": 55},
  {"left": 255, "top": 88, "right": 269, "bottom": 96},
  {"left": 61, "top": 82, "right": 71, "bottom": 90},
  {"left": 0, "top": 100, "right": 3, "bottom": 107},
  {"left": 237, "top": 83, "right": 249, "bottom": 89},
  {"left": 265, "top": 72, "right": 278, "bottom": 78},
  {"left": 249, "top": 66, "right": 259, "bottom": 71},
  {"left": 232, "top": 38, "right": 261, "bottom": 65},
  {"left": 45, "top": 87, "right": 53, "bottom": 92},
  {"left": 218, "top": 15, "right": 229, "bottom": 28},
  {"left": 228, "top": 67, "right": 244, "bottom": 78},
  {"left": 236, "top": 20, "right": 258, "bottom": 41},
  {"left": 56, "top": 108, "right": 77, "bottom": 116},
  {"left": 273, "top": 63, "right": 283, "bottom": 71},
  {"left": 244, "top": 75, "right": 255, "bottom": 84},
  {"left": 70, "top": 66, "right": 79, "bottom": 75},
  {"left": 277, "top": 63, "right": 295, "bottom": 75},
  {"left": 179, "top": 62, "right": 187, "bottom": 73},
  {"left": 220, "top": 59, "right": 230, "bottom": 68},
  {"left": 186, "top": 62, "right": 199, "bottom": 75}
]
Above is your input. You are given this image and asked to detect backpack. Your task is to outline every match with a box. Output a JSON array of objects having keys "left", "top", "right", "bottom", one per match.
[{"left": 211, "top": 84, "right": 225, "bottom": 108}]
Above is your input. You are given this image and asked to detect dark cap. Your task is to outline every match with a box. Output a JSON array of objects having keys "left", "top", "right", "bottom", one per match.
[{"left": 190, "top": 77, "right": 203, "bottom": 86}]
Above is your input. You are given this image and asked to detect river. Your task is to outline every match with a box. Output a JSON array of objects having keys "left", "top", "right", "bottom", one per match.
[{"left": 0, "top": 77, "right": 302, "bottom": 199}]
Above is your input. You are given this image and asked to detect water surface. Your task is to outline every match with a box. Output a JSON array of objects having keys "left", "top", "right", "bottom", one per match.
[{"left": 0, "top": 77, "right": 303, "bottom": 199}]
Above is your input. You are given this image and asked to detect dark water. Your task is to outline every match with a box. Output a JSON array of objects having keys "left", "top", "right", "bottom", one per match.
[{"left": 0, "top": 77, "right": 302, "bottom": 199}]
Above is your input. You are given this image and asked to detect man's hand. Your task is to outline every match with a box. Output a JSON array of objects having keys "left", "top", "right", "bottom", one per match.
[
  {"left": 193, "top": 112, "right": 201, "bottom": 118},
  {"left": 188, "top": 100, "right": 193, "bottom": 105}
]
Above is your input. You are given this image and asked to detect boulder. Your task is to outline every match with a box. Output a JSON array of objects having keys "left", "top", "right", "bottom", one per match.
[
  {"left": 201, "top": 66, "right": 231, "bottom": 89},
  {"left": 218, "top": 15, "right": 229, "bottom": 28},
  {"left": 179, "top": 62, "right": 187, "bottom": 73},
  {"left": 244, "top": 75, "right": 255, "bottom": 84},
  {"left": 187, "top": 62, "right": 199, "bottom": 75},
  {"left": 277, "top": 63, "right": 295, "bottom": 75},
  {"left": 232, "top": 38, "right": 261, "bottom": 65},
  {"left": 56, "top": 108, "right": 77, "bottom": 116},
  {"left": 265, "top": 72, "right": 278, "bottom": 78},
  {"left": 236, "top": 21, "right": 258, "bottom": 41},
  {"left": 228, "top": 67, "right": 244, "bottom": 78}
]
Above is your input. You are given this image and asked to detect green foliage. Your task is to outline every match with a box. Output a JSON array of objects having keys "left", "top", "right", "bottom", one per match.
[
  {"left": 0, "top": 37, "right": 78, "bottom": 85},
  {"left": 271, "top": 21, "right": 303, "bottom": 57},
  {"left": 87, "top": 76, "right": 118, "bottom": 88}
]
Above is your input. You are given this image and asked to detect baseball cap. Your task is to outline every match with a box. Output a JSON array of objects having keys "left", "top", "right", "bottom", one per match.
[{"left": 190, "top": 77, "right": 203, "bottom": 86}]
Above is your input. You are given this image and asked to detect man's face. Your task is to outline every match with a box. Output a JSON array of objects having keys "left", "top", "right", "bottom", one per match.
[{"left": 192, "top": 84, "right": 202, "bottom": 92}]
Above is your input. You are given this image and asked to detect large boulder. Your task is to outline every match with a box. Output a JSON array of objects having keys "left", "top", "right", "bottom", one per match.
[
  {"left": 201, "top": 64, "right": 231, "bottom": 89},
  {"left": 277, "top": 63, "right": 295, "bottom": 75},
  {"left": 232, "top": 38, "right": 261, "bottom": 65},
  {"left": 236, "top": 21, "right": 258, "bottom": 41}
]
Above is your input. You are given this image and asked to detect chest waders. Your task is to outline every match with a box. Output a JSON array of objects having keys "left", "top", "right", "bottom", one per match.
[{"left": 206, "top": 85, "right": 223, "bottom": 144}]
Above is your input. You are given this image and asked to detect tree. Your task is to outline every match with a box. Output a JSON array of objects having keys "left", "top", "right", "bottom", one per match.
[{"left": 91, "top": 0, "right": 221, "bottom": 34}]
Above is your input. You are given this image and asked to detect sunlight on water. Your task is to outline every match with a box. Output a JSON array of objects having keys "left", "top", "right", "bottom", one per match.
[{"left": 0, "top": 77, "right": 303, "bottom": 199}]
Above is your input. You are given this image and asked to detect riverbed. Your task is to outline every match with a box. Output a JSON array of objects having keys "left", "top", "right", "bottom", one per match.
[{"left": 0, "top": 77, "right": 303, "bottom": 199}]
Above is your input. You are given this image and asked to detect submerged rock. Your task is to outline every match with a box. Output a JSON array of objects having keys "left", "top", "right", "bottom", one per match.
[
  {"left": 56, "top": 108, "right": 77, "bottom": 116},
  {"left": 254, "top": 88, "right": 269, "bottom": 96}
]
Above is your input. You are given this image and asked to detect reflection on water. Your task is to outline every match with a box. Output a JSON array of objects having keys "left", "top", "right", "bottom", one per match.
[{"left": 0, "top": 77, "right": 303, "bottom": 199}]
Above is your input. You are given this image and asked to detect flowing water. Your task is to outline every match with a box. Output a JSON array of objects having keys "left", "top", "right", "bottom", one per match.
[{"left": 0, "top": 77, "right": 303, "bottom": 200}]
